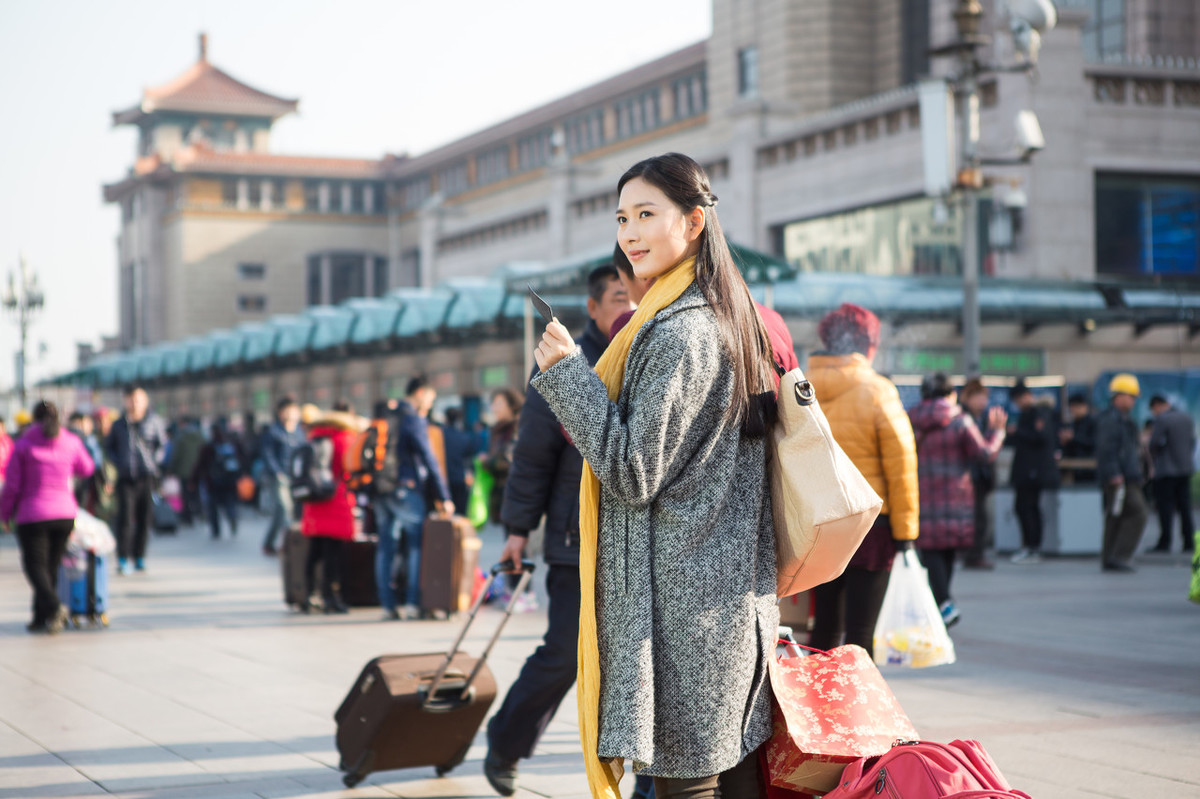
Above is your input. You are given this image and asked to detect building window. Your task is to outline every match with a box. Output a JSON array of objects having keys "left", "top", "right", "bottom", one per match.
[
  {"left": 738, "top": 47, "right": 759, "bottom": 97},
  {"left": 438, "top": 162, "right": 470, "bottom": 197},
  {"left": 373, "top": 256, "right": 389, "bottom": 297},
  {"left": 330, "top": 253, "right": 365, "bottom": 304},
  {"left": 1096, "top": 173, "right": 1200, "bottom": 277},
  {"left": 237, "top": 262, "right": 266, "bottom": 280},
  {"left": 304, "top": 180, "right": 321, "bottom": 212},
  {"left": 901, "top": 0, "right": 931, "bottom": 85},
  {"left": 247, "top": 180, "right": 262, "bottom": 208},
  {"left": 222, "top": 179, "right": 238, "bottom": 206},
  {"left": 518, "top": 130, "right": 553, "bottom": 170},
  {"left": 565, "top": 110, "right": 605, "bottom": 154},
  {"left": 399, "top": 248, "right": 421, "bottom": 287},
  {"left": 614, "top": 91, "right": 660, "bottom": 140},
  {"left": 476, "top": 145, "right": 511, "bottom": 185},
  {"left": 673, "top": 72, "right": 707, "bottom": 119},
  {"left": 237, "top": 295, "right": 267, "bottom": 312},
  {"left": 306, "top": 256, "right": 322, "bottom": 305},
  {"left": 397, "top": 175, "right": 431, "bottom": 212},
  {"left": 1082, "top": 0, "right": 1126, "bottom": 61}
]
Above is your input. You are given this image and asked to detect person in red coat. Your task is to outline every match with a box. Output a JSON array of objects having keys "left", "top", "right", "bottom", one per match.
[
  {"left": 301, "top": 404, "right": 362, "bottom": 614},
  {"left": 909, "top": 373, "right": 1006, "bottom": 628}
]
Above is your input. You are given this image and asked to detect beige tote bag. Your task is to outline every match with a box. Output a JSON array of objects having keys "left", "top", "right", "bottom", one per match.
[{"left": 771, "top": 367, "right": 883, "bottom": 597}]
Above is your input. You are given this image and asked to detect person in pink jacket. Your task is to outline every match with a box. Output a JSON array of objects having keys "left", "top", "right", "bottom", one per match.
[{"left": 0, "top": 401, "right": 94, "bottom": 634}]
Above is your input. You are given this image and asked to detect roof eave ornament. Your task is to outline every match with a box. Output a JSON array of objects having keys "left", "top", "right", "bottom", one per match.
[{"left": 199, "top": 32, "right": 208, "bottom": 63}]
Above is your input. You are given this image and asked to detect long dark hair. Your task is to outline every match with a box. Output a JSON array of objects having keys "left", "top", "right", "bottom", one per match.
[
  {"left": 33, "top": 400, "right": 60, "bottom": 438},
  {"left": 617, "top": 153, "right": 776, "bottom": 437}
]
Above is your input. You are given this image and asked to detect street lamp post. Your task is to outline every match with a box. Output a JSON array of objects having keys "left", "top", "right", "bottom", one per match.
[{"left": 2, "top": 254, "right": 45, "bottom": 408}]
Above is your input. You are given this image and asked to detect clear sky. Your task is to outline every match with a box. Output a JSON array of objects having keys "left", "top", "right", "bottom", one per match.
[{"left": 0, "top": 0, "right": 711, "bottom": 393}]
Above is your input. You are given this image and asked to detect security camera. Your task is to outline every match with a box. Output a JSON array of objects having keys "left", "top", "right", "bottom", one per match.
[
  {"left": 1006, "top": 0, "right": 1057, "bottom": 64},
  {"left": 1014, "top": 110, "right": 1044, "bottom": 160}
]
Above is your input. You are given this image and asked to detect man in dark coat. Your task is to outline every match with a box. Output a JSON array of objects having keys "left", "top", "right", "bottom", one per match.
[
  {"left": 483, "top": 265, "right": 631, "bottom": 797},
  {"left": 1060, "top": 393, "right": 1098, "bottom": 483},
  {"left": 1007, "top": 383, "right": 1060, "bottom": 563},
  {"left": 104, "top": 384, "right": 169, "bottom": 575},
  {"left": 1095, "top": 374, "right": 1149, "bottom": 572},
  {"left": 1148, "top": 394, "right": 1196, "bottom": 553}
]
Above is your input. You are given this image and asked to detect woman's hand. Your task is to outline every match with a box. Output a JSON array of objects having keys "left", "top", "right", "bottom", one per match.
[
  {"left": 987, "top": 406, "right": 1008, "bottom": 430},
  {"left": 535, "top": 320, "right": 576, "bottom": 372}
]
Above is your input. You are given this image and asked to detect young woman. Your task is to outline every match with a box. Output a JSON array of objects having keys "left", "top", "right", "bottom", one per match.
[
  {"left": 0, "top": 401, "right": 94, "bottom": 634},
  {"left": 483, "top": 388, "right": 523, "bottom": 522},
  {"left": 532, "top": 153, "right": 778, "bottom": 798},
  {"left": 300, "top": 401, "right": 361, "bottom": 614}
]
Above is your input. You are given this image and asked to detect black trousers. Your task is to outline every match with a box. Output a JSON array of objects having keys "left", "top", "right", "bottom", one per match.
[
  {"left": 1014, "top": 483, "right": 1044, "bottom": 551},
  {"left": 1102, "top": 482, "right": 1148, "bottom": 566},
  {"left": 1154, "top": 475, "right": 1195, "bottom": 551},
  {"left": 919, "top": 548, "right": 957, "bottom": 607},
  {"left": 487, "top": 563, "right": 580, "bottom": 761},
  {"left": 115, "top": 477, "right": 154, "bottom": 561},
  {"left": 305, "top": 536, "right": 346, "bottom": 604},
  {"left": 966, "top": 483, "right": 993, "bottom": 562},
  {"left": 16, "top": 519, "right": 74, "bottom": 626},
  {"left": 207, "top": 483, "right": 239, "bottom": 538},
  {"left": 810, "top": 566, "right": 892, "bottom": 659}
]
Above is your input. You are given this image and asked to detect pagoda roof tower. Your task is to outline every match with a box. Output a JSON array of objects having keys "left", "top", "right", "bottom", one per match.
[{"left": 112, "top": 33, "right": 298, "bottom": 126}]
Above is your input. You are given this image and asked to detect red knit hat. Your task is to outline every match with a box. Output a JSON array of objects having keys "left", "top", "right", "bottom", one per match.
[{"left": 817, "top": 303, "right": 881, "bottom": 355}]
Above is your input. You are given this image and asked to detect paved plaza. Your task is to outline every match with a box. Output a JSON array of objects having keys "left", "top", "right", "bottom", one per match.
[{"left": 1, "top": 512, "right": 1198, "bottom": 799}]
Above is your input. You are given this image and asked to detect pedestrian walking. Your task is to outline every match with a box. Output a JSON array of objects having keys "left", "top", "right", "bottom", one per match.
[
  {"left": 104, "top": 385, "right": 168, "bottom": 575},
  {"left": 194, "top": 422, "right": 242, "bottom": 539},
  {"left": 909, "top": 374, "right": 1006, "bottom": 627},
  {"left": 482, "top": 389, "right": 522, "bottom": 524},
  {"left": 379, "top": 378, "right": 453, "bottom": 620},
  {"left": 166, "top": 417, "right": 204, "bottom": 525},
  {"left": 1095, "top": 373, "right": 1149, "bottom": 572},
  {"left": 300, "top": 402, "right": 361, "bottom": 614},
  {"left": 960, "top": 380, "right": 998, "bottom": 569},
  {"left": 439, "top": 407, "right": 476, "bottom": 518},
  {"left": 0, "top": 401, "right": 94, "bottom": 634},
  {"left": 1147, "top": 394, "right": 1196, "bottom": 553},
  {"left": 806, "top": 302, "right": 920, "bottom": 656},
  {"left": 1006, "top": 382, "right": 1059, "bottom": 563},
  {"left": 483, "top": 264, "right": 632, "bottom": 797},
  {"left": 260, "top": 396, "right": 305, "bottom": 555},
  {"left": 532, "top": 153, "right": 778, "bottom": 796}
]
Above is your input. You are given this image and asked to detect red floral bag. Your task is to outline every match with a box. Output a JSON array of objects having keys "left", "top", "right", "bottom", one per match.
[{"left": 765, "top": 643, "right": 919, "bottom": 796}]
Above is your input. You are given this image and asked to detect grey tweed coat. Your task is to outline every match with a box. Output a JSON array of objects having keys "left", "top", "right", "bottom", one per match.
[{"left": 532, "top": 284, "right": 778, "bottom": 778}]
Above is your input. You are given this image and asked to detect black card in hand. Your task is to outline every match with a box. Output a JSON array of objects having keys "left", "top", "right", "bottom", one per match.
[{"left": 527, "top": 285, "right": 555, "bottom": 324}]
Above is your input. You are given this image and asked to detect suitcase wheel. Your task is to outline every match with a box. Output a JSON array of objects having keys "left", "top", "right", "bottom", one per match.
[
  {"left": 342, "top": 772, "right": 364, "bottom": 788},
  {"left": 436, "top": 742, "right": 471, "bottom": 777},
  {"left": 92, "top": 613, "right": 110, "bottom": 628},
  {"left": 70, "top": 615, "right": 84, "bottom": 629}
]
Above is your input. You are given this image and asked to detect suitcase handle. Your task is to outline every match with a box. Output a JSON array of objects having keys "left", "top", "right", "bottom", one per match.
[{"left": 422, "top": 560, "right": 536, "bottom": 709}]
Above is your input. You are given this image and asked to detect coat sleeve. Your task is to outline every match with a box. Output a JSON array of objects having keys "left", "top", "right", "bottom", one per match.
[
  {"left": 500, "top": 371, "right": 568, "bottom": 535},
  {"left": 958, "top": 414, "right": 1004, "bottom": 463},
  {"left": 411, "top": 419, "right": 451, "bottom": 503},
  {"left": 73, "top": 437, "right": 96, "bottom": 480},
  {"left": 0, "top": 446, "right": 22, "bottom": 521},
  {"left": 875, "top": 384, "right": 920, "bottom": 542},
  {"left": 532, "top": 314, "right": 729, "bottom": 511}
]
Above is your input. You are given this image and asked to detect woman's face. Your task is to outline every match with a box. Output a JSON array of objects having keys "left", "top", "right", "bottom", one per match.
[
  {"left": 616, "top": 177, "right": 703, "bottom": 280},
  {"left": 490, "top": 394, "right": 513, "bottom": 424}
]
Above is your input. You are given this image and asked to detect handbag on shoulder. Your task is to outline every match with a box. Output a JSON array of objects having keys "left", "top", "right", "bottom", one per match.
[{"left": 770, "top": 366, "right": 883, "bottom": 597}]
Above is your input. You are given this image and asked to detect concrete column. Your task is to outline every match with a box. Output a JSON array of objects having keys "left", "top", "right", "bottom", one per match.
[
  {"left": 236, "top": 178, "right": 249, "bottom": 211},
  {"left": 725, "top": 106, "right": 766, "bottom": 249},
  {"left": 320, "top": 253, "right": 332, "bottom": 305},
  {"left": 318, "top": 182, "right": 330, "bottom": 213},
  {"left": 364, "top": 184, "right": 375, "bottom": 214},
  {"left": 545, "top": 126, "right": 571, "bottom": 259},
  {"left": 341, "top": 182, "right": 353, "bottom": 213},
  {"left": 418, "top": 207, "right": 440, "bottom": 289},
  {"left": 363, "top": 252, "right": 375, "bottom": 298},
  {"left": 262, "top": 179, "right": 273, "bottom": 211}
]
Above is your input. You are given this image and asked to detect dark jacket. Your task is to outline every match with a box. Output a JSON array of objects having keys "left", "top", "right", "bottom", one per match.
[
  {"left": 1096, "top": 406, "right": 1143, "bottom": 484},
  {"left": 484, "top": 419, "right": 518, "bottom": 520},
  {"left": 389, "top": 400, "right": 450, "bottom": 503},
  {"left": 1008, "top": 405, "right": 1060, "bottom": 488},
  {"left": 440, "top": 424, "right": 475, "bottom": 486},
  {"left": 499, "top": 319, "right": 608, "bottom": 566},
  {"left": 105, "top": 413, "right": 169, "bottom": 482},
  {"left": 260, "top": 420, "right": 306, "bottom": 477},
  {"left": 1149, "top": 406, "right": 1196, "bottom": 478},
  {"left": 1062, "top": 412, "right": 1098, "bottom": 483}
]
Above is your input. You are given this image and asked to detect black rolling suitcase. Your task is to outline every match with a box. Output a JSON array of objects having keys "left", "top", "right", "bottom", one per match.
[{"left": 335, "top": 559, "right": 535, "bottom": 788}]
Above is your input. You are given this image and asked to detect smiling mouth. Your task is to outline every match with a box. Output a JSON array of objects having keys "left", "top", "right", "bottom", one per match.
[{"left": 628, "top": 249, "right": 647, "bottom": 260}]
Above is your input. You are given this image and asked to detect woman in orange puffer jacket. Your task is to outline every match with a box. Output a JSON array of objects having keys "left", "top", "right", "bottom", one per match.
[{"left": 805, "top": 303, "right": 919, "bottom": 657}]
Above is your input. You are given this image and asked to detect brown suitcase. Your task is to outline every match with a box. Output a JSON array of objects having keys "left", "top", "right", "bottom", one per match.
[
  {"left": 335, "top": 560, "right": 535, "bottom": 787},
  {"left": 419, "top": 515, "right": 478, "bottom": 615}
]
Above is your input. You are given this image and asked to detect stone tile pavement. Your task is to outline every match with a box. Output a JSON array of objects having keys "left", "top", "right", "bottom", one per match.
[{"left": 0, "top": 512, "right": 1197, "bottom": 798}]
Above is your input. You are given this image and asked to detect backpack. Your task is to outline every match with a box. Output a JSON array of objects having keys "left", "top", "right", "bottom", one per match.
[
  {"left": 345, "top": 419, "right": 388, "bottom": 492},
  {"left": 289, "top": 436, "right": 337, "bottom": 504},
  {"left": 209, "top": 442, "right": 242, "bottom": 486},
  {"left": 823, "top": 740, "right": 1031, "bottom": 799}
]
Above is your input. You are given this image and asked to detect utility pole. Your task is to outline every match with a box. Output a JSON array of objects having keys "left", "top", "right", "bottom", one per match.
[
  {"left": 2, "top": 254, "right": 45, "bottom": 408},
  {"left": 952, "top": 0, "right": 986, "bottom": 379}
]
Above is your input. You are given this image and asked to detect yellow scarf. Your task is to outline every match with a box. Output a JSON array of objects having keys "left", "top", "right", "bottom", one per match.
[{"left": 577, "top": 256, "right": 697, "bottom": 797}]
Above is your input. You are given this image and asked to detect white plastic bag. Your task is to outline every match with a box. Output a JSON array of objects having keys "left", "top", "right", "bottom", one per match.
[
  {"left": 68, "top": 509, "right": 117, "bottom": 557},
  {"left": 873, "top": 550, "right": 956, "bottom": 668}
]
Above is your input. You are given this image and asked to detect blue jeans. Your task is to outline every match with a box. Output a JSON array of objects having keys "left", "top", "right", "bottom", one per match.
[
  {"left": 375, "top": 492, "right": 425, "bottom": 611},
  {"left": 263, "top": 472, "right": 293, "bottom": 550}
]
